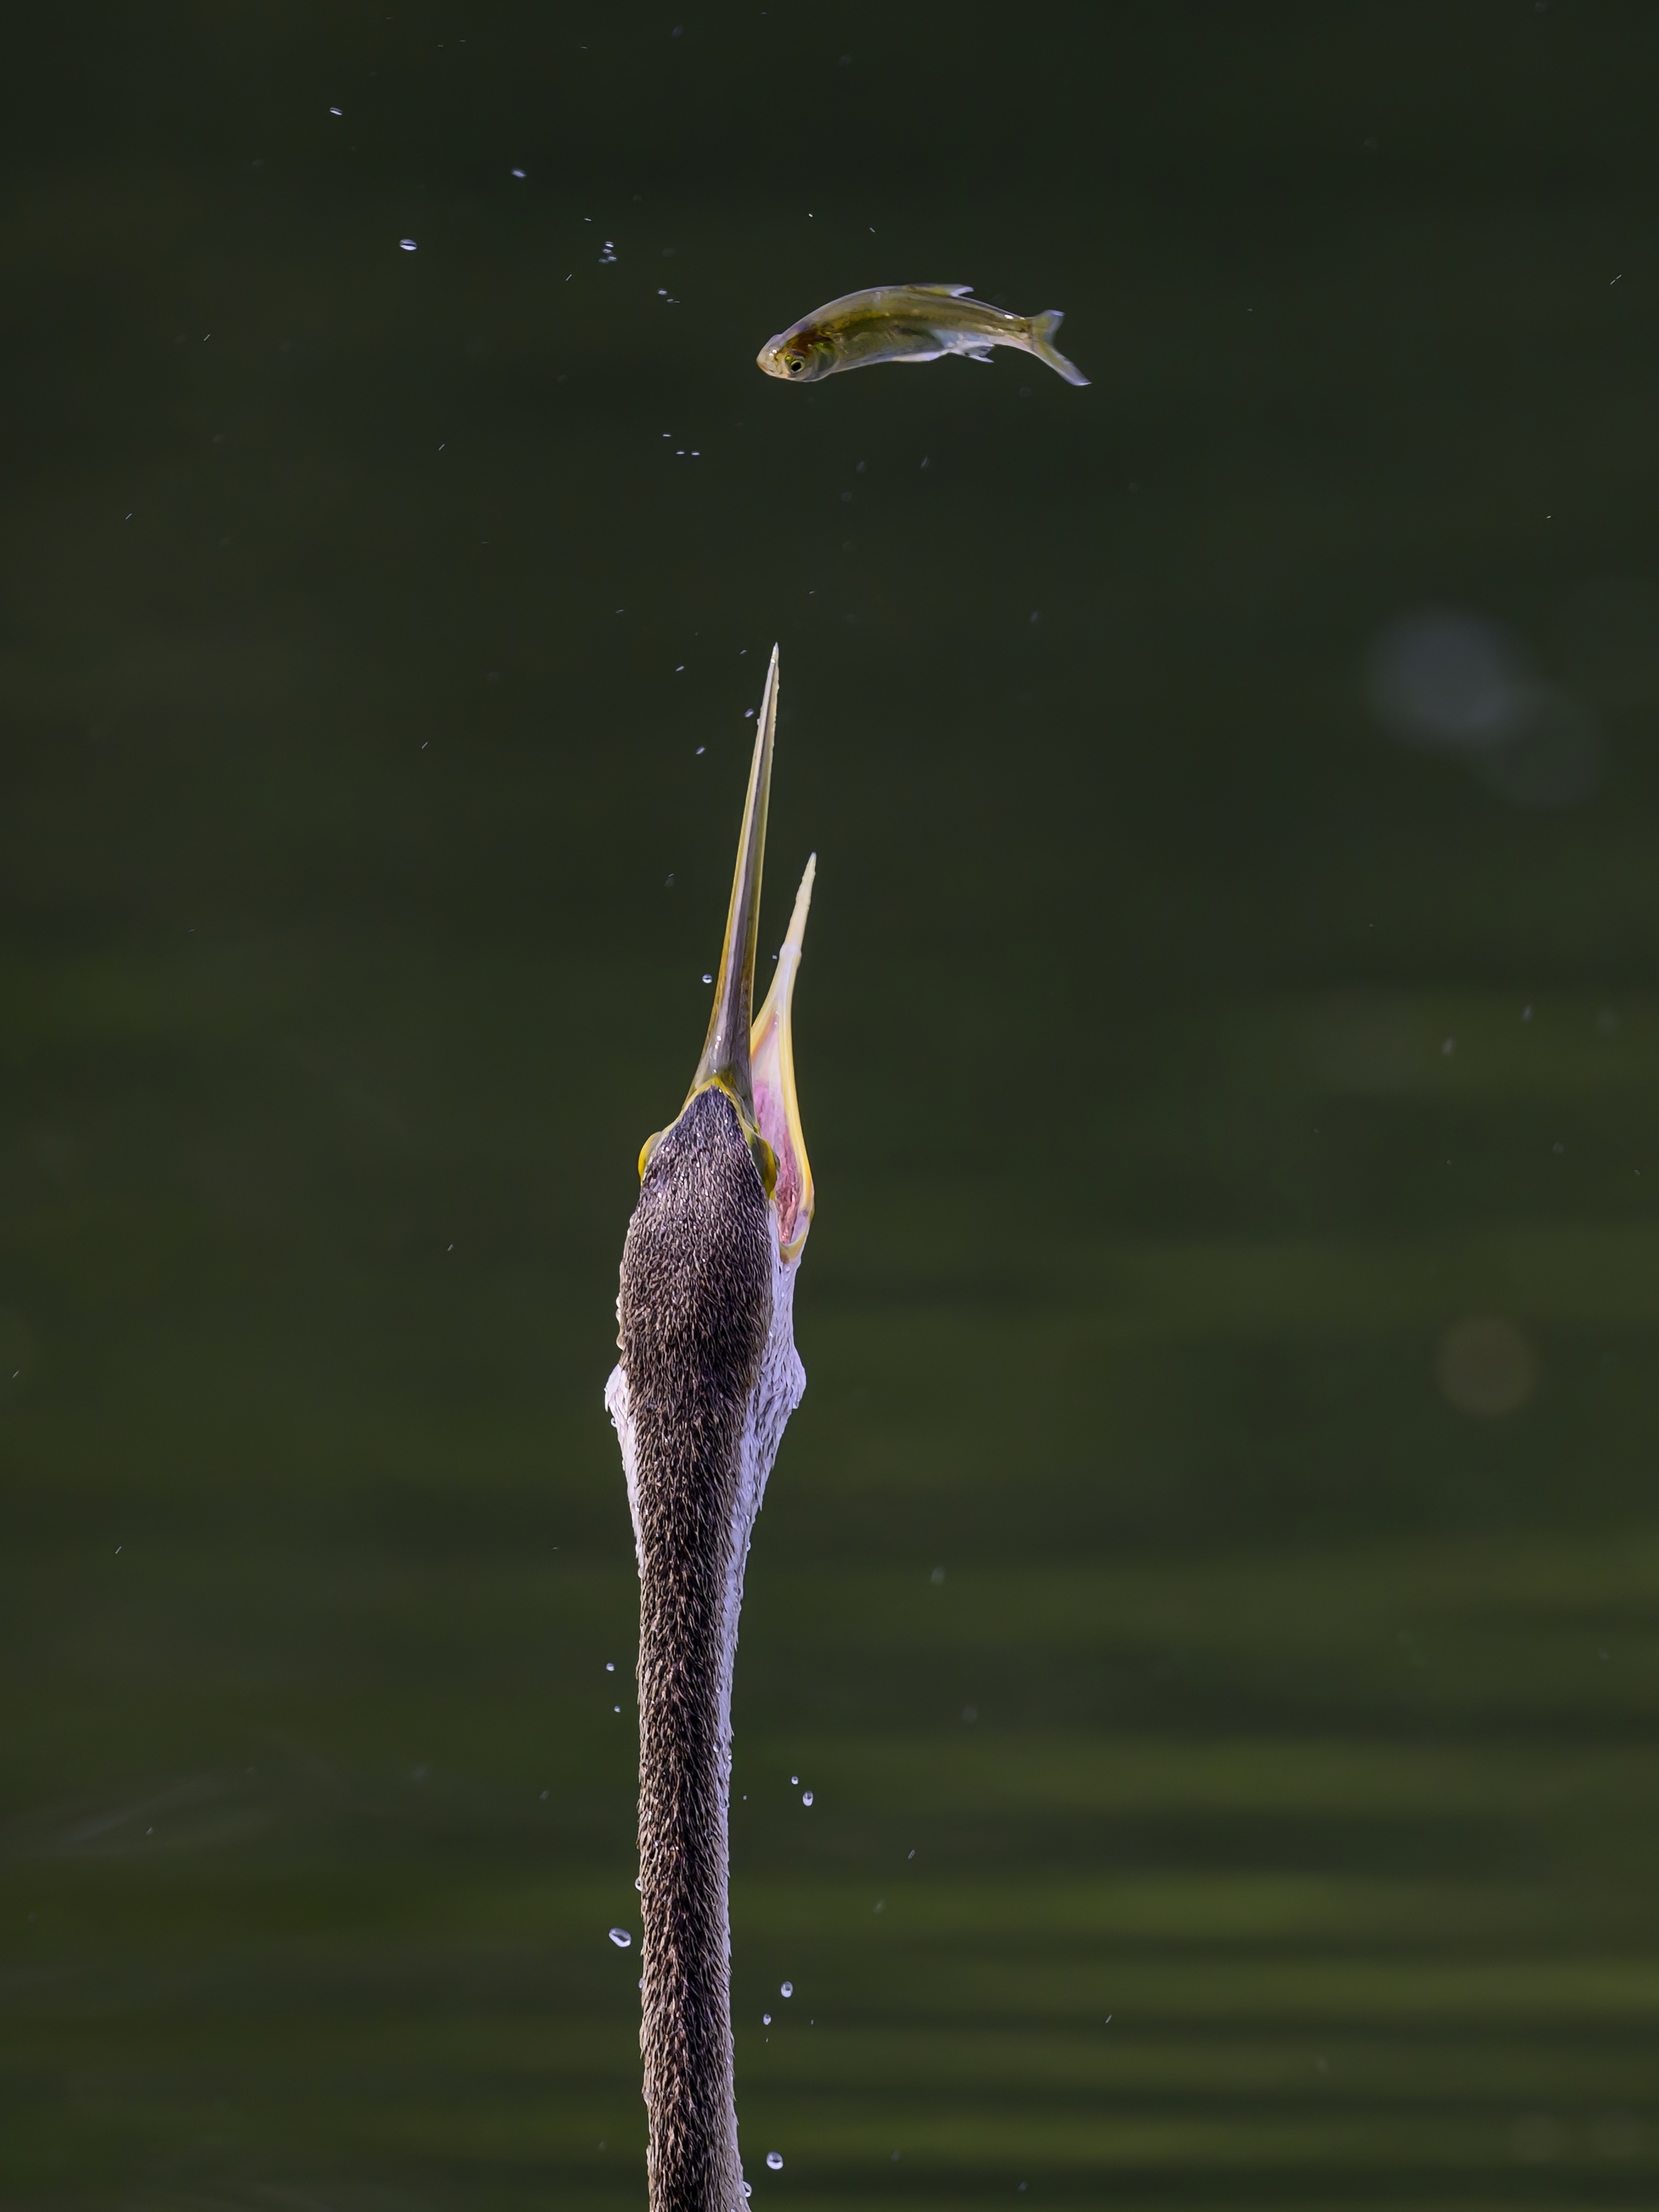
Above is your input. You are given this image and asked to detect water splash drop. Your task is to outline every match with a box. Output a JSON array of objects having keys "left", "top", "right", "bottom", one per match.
[{"left": 608, "top": 1927, "right": 632, "bottom": 1949}]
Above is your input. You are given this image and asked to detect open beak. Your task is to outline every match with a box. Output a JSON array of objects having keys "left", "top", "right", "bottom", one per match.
[{"left": 651, "top": 646, "right": 815, "bottom": 1259}]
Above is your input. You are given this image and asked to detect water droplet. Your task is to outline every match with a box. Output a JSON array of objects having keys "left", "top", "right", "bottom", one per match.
[
  {"left": 511, "top": 167, "right": 526, "bottom": 177},
  {"left": 762, "top": 2012, "right": 771, "bottom": 2024},
  {"left": 605, "top": 1661, "right": 615, "bottom": 1672},
  {"left": 399, "top": 238, "right": 418, "bottom": 251},
  {"left": 801, "top": 1791, "right": 813, "bottom": 1805},
  {"left": 790, "top": 1775, "right": 799, "bottom": 1785},
  {"left": 766, "top": 2153, "right": 783, "bottom": 2171},
  {"left": 781, "top": 1980, "right": 793, "bottom": 1997},
  {"left": 702, "top": 971, "right": 713, "bottom": 984},
  {"left": 608, "top": 1928, "right": 632, "bottom": 1948}
]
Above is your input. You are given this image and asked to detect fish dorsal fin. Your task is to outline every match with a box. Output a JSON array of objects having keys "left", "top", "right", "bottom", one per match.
[{"left": 911, "top": 283, "right": 974, "bottom": 296}]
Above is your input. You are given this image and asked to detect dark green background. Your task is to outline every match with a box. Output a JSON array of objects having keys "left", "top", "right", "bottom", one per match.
[{"left": 3, "top": 3, "right": 1658, "bottom": 2205}]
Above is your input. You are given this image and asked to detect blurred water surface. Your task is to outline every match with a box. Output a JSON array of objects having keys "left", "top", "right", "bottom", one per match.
[{"left": 2, "top": 4, "right": 1658, "bottom": 2206}]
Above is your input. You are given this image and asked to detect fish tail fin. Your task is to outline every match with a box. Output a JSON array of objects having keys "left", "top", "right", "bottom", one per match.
[{"left": 1029, "top": 309, "right": 1090, "bottom": 388}]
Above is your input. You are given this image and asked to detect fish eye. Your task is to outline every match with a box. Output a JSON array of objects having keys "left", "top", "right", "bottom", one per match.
[{"left": 787, "top": 356, "right": 804, "bottom": 376}]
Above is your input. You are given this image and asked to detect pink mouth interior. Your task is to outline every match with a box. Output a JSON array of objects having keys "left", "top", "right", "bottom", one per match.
[{"left": 753, "top": 1072, "right": 803, "bottom": 1254}]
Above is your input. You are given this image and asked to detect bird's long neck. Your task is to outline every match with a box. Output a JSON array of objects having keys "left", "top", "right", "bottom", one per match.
[
  {"left": 634, "top": 1437, "right": 748, "bottom": 2211},
  {"left": 615, "top": 1089, "right": 776, "bottom": 2212}
]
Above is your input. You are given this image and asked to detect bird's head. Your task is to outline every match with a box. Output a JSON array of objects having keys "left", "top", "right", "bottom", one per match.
[{"left": 637, "top": 646, "right": 815, "bottom": 1266}]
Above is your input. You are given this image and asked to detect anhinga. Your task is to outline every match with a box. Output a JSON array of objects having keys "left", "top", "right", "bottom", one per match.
[{"left": 606, "top": 646, "right": 815, "bottom": 2210}]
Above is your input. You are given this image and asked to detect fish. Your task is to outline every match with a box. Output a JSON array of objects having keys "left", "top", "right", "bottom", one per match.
[{"left": 757, "top": 284, "right": 1089, "bottom": 388}]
